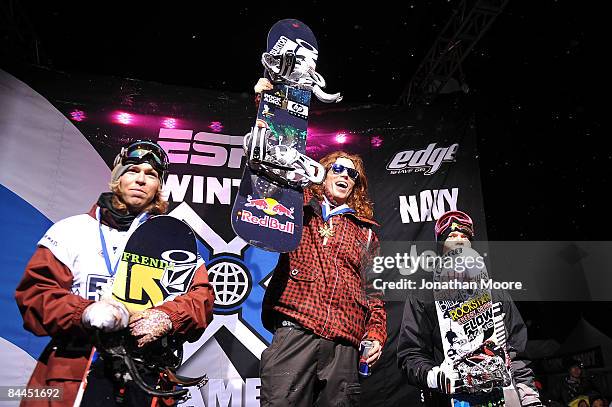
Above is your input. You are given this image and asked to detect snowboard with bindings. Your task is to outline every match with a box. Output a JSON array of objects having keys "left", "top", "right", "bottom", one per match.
[
  {"left": 432, "top": 246, "right": 510, "bottom": 407},
  {"left": 232, "top": 18, "right": 341, "bottom": 252},
  {"left": 74, "top": 215, "right": 206, "bottom": 406}
]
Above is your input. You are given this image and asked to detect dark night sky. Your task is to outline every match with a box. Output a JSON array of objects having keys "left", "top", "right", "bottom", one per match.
[
  {"left": 4, "top": 2, "right": 608, "bottom": 340},
  {"left": 10, "top": 1, "right": 604, "bottom": 242}
]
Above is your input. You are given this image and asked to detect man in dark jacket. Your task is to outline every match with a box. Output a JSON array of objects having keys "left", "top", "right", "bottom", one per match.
[{"left": 397, "top": 210, "right": 542, "bottom": 406}]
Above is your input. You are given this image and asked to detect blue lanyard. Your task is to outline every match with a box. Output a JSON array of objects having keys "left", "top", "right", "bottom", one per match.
[
  {"left": 321, "top": 199, "right": 355, "bottom": 222},
  {"left": 97, "top": 208, "right": 148, "bottom": 277}
]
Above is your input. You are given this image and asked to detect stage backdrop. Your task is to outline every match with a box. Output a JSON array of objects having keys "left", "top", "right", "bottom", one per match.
[{"left": 0, "top": 66, "right": 486, "bottom": 406}]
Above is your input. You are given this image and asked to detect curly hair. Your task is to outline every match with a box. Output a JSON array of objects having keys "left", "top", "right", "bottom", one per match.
[
  {"left": 109, "top": 179, "right": 168, "bottom": 215},
  {"left": 308, "top": 151, "right": 374, "bottom": 220}
]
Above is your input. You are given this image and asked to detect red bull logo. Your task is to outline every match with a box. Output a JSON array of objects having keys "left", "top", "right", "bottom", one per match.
[
  {"left": 239, "top": 210, "right": 295, "bottom": 234},
  {"left": 244, "top": 195, "right": 295, "bottom": 220}
]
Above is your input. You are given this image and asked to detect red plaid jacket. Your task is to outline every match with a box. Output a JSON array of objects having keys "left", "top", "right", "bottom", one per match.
[{"left": 262, "top": 190, "right": 387, "bottom": 347}]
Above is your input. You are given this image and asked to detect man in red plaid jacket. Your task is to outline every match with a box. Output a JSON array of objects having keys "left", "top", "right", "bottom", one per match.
[{"left": 250, "top": 88, "right": 386, "bottom": 402}]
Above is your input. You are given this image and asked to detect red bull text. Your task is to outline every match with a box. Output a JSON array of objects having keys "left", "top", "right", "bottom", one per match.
[
  {"left": 239, "top": 210, "right": 295, "bottom": 234},
  {"left": 244, "top": 195, "right": 295, "bottom": 219}
]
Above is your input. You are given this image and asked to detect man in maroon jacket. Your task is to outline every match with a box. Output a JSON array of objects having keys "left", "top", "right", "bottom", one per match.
[
  {"left": 15, "top": 140, "right": 215, "bottom": 406},
  {"left": 257, "top": 130, "right": 387, "bottom": 405}
]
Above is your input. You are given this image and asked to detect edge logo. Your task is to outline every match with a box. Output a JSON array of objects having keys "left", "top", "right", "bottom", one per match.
[{"left": 386, "top": 143, "right": 459, "bottom": 175}]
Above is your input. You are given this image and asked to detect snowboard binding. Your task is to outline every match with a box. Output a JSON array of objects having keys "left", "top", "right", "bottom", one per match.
[
  {"left": 453, "top": 340, "right": 511, "bottom": 394},
  {"left": 262, "top": 51, "right": 343, "bottom": 103},
  {"left": 244, "top": 126, "right": 325, "bottom": 188},
  {"left": 95, "top": 331, "right": 208, "bottom": 402}
]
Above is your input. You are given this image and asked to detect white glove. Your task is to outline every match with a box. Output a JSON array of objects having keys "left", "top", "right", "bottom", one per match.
[
  {"left": 427, "top": 361, "right": 465, "bottom": 395},
  {"left": 254, "top": 78, "right": 273, "bottom": 94},
  {"left": 82, "top": 300, "right": 130, "bottom": 332}
]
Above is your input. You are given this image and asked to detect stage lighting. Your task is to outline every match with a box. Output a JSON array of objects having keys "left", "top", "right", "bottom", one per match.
[
  {"left": 371, "top": 135, "right": 383, "bottom": 148},
  {"left": 209, "top": 121, "right": 224, "bottom": 132},
  {"left": 70, "top": 110, "right": 86, "bottom": 122},
  {"left": 162, "top": 118, "right": 177, "bottom": 129},
  {"left": 335, "top": 132, "right": 347, "bottom": 144},
  {"left": 115, "top": 112, "right": 133, "bottom": 125}
]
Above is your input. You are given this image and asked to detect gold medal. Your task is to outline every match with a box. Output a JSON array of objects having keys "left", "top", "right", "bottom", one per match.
[{"left": 318, "top": 222, "right": 335, "bottom": 238}]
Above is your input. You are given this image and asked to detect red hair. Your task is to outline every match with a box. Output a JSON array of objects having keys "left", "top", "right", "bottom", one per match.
[{"left": 308, "top": 151, "right": 374, "bottom": 220}]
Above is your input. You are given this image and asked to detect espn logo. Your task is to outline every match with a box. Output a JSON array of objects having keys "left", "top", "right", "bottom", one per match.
[{"left": 158, "top": 129, "right": 244, "bottom": 169}]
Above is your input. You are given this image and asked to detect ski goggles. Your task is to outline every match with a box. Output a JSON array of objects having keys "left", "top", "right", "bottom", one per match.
[
  {"left": 434, "top": 210, "right": 474, "bottom": 240},
  {"left": 331, "top": 163, "right": 360, "bottom": 181},
  {"left": 114, "top": 140, "right": 169, "bottom": 176}
]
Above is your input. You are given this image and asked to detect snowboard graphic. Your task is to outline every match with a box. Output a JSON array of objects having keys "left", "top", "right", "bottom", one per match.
[
  {"left": 232, "top": 19, "right": 340, "bottom": 252},
  {"left": 433, "top": 246, "right": 510, "bottom": 407},
  {"left": 112, "top": 215, "right": 199, "bottom": 313},
  {"left": 74, "top": 215, "right": 204, "bottom": 406}
]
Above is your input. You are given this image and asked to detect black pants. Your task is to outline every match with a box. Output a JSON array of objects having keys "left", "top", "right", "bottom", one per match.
[
  {"left": 260, "top": 326, "right": 360, "bottom": 407},
  {"left": 79, "top": 357, "right": 175, "bottom": 407}
]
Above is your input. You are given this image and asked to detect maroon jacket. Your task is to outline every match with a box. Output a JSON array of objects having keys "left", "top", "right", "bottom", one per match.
[
  {"left": 14, "top": 204, "right": 214, "bottom": 406},
  {"left": 263, "top": 190, "right": 387, "bottom": 347}
]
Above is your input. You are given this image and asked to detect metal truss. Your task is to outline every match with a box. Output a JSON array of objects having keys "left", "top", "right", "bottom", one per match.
[{"left": 399, "top": 0, "right": 510, "bottom": 106}]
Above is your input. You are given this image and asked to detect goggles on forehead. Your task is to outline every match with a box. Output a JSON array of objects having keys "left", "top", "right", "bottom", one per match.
[
  {"left": 114, "top": 140, "right": 169, "bottom": 175},
  {"left": 435, "top": 210, "right": 474, "bottom": 239},
  {"left": 331, "top": 163, "right": 359, "bottom": 181}
]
